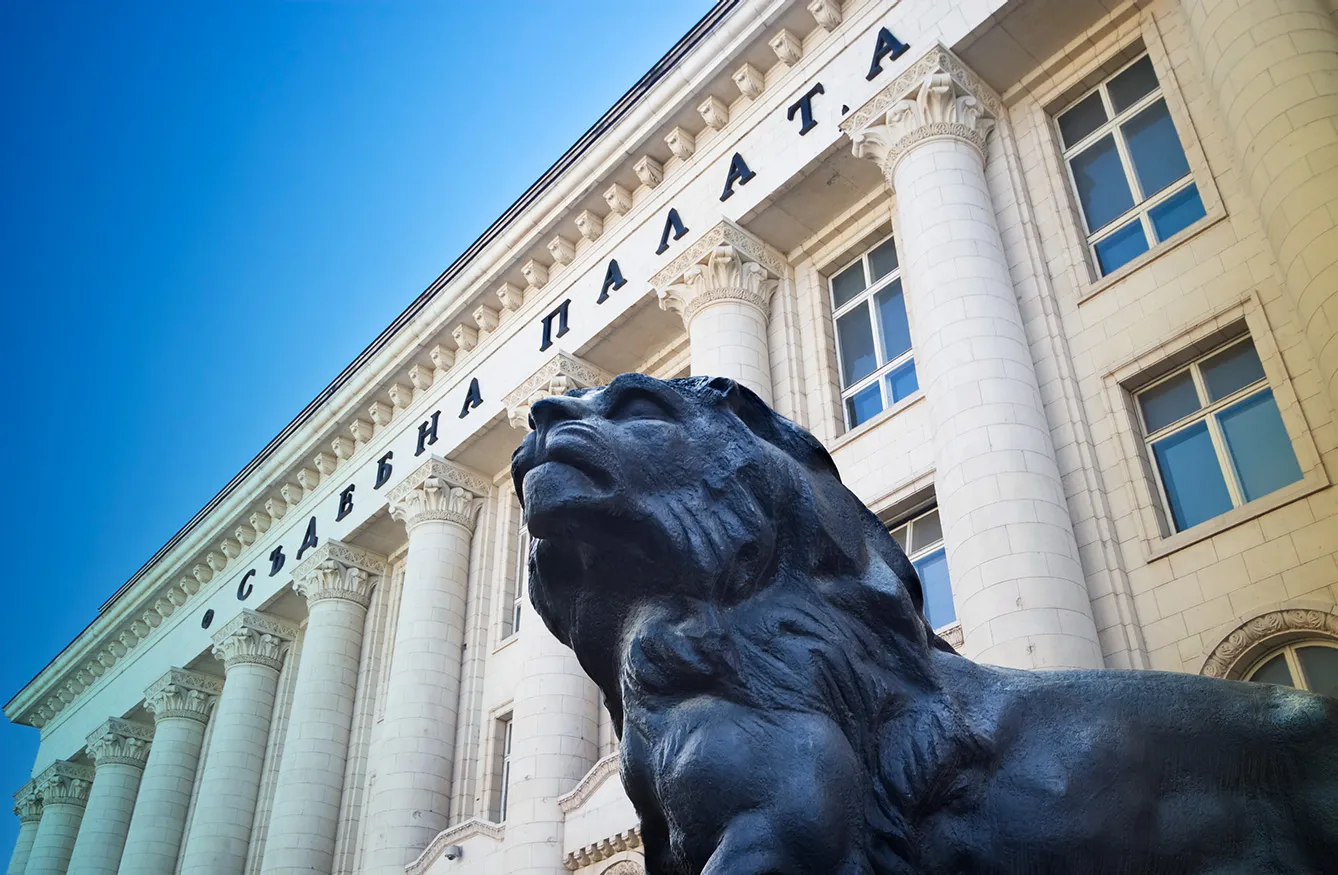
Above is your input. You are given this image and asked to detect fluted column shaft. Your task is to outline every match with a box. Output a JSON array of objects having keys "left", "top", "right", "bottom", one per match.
[
  {"left": 848, "top": 50, "right": 1102, "bottom": 669},
  {"left": 502, "top": 599, "right": 601, "bottom": 875},
  {"left": 1180, "top": 0, "right": 1338, "bottom": 413},
  {"left": 66, "top": 719, "right": 153, "bottom": 875},
  {"left": 24, "top": 762, "right": 92, "bottom": 875},
  {"left": 178, "top": 612, "right": 294, "bottom": 875},
  {"left": 363, "top": 458, "right": 483, "bottom": 872},
  {"left": 7, "top": 785, "right": 41, "bottom": 875},
  {"left": 118, "top": 669, "right": 220, "bottom": 875},
  {"left": 260, "top": 542, "right": 383, "bottom": 875}
]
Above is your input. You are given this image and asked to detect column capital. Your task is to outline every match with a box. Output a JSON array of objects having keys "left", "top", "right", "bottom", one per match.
[
  {"left": 14, "top": 780, "right": 42, "bottom": 823},
  {"left": 33, "top": 761, "right": 94, "bottom": 808},
  {"left": 386, "top": 456, "right": 488, "bottom": 533},
  {"left": 210, "top": 610, "right": 296, "bottom": 673},
  {"left": 290, "top": 539, "right": 386, "bottom": 608},
  {"left": 842, "top": 44, "right": 1001, "bottom": 180},
  {"left": 651, "top": 219, "right": 785, "bottom": 328},
  {"left": 85, "top": 717, "right": 154, "bottom": 768},
  {"left": 144, "top": 667, "right": 223, "bottom": 723},
  {"left": 502, "top": 351, "right": 611, "bottom": 432}
]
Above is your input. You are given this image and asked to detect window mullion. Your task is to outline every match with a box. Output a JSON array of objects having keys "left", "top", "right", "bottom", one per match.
[
  {"left": 1111, "top": 125, "right": 1145, "bottom": 204},
  {"left": 1284, "top": 647, "right": 1310, "bottom": 692},
  {"left": 1204, "top": 409, "right": 1245, "bottom": 508},
  {"left": 1144, "top": 434, "right": 1181, "bottom": 530}
]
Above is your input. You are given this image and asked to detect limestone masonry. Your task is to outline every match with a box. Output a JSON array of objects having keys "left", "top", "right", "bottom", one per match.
[{"left": 6, "top": 0, "right": 1338, "bottom": 873}]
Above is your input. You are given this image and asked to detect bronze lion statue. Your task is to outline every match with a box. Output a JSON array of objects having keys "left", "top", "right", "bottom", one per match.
[{"left": 511, "top": 373, "right": 1338, "bottom": 875}]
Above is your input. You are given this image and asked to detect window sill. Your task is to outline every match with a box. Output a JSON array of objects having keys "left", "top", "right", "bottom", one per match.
[
  {"left": 1077, "top": 207, "right": 1227, "bottom": 306},
  {"left": 831, "top": 391, "right": 925, "bottom": 451},
  {"left": 492, "top": 633, "right": 520, "bottom": 656},
  {"left": 1143, "top": 470, "right": 1329, "bottom": 562}
]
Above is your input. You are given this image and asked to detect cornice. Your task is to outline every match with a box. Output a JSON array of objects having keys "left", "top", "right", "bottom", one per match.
[
  {"left": 558, "top": 752, "right": 621, "bottom": 813},
  {"left": 405, "top": 818, "right": 504, "bottom": 875},
  {"left": 565, "top": 827, "right": 643, "bottom": 870}
]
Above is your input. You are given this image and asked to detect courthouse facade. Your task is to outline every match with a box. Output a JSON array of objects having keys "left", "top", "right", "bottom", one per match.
[{"left": 7, "top": 0, "right": 1338, "bottom": 872}]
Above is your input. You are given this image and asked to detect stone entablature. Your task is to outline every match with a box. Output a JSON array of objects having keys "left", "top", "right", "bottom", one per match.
[{"left": 84, "top": 717, "right": 153, "bottom": 768}]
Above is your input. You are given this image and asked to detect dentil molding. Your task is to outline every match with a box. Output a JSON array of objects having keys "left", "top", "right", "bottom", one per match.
[
  {"left": 385, "top": 455, "right": 489, "bottom": 533},
  {"left": 210, "top": 610, "right": 296, "bottom": 673},
  {"left": 290, "top": 539, "right": 387, "bottom": 609},
  {"left": 565, "top": 828, "right": 642, "bottom": 870},
  {"left": 85, "top": 717, "right": 154, "bottom": 768},
  {"left": 502, "top": 351, "right": 612, "bottom": 432},
  {"left": 143, "top": 667, "right": 223, "bottom": 723},
  {"left": 652, "top": 220, "right": 786, "bottom": 328},
  {"left": 843, "top": 44, "right": 1001, "bottom": 180}
]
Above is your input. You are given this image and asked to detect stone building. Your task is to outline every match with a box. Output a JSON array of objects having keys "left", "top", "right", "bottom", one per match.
[{"left": 6, "top": 0, "right": 1338, "bottom": 872}]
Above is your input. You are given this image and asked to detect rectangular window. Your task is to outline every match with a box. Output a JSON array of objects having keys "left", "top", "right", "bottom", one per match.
[
  {"left": 1056, "top": 54, "right": 1207, "bottom": 276},
  {"left": 829, "top": 234, "right": 919, "bottom": 429},
  {"left": 1137, "top": 337, "right": 1302, "bottom": 532},
  {"left": 512, "top": 528, "right": 528, "bottom": 636},
  {"left": 889, "top": 506, "right": 954, "bottom": 631},
  {"left": 497, "top": 715, "right": 513, "bottom": 822}
]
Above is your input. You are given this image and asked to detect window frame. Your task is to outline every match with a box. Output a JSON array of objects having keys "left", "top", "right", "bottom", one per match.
[
  {"left": 512, "top": 528, "right": 529, "bottom": 637},
  {"left": 828, "top": 232, "right": 917, "bottom": 430},
  {"left": 888, "top": 505, "right": 954, "bottom": 633},
  {"left": 1055, "top": 52, "right": 1202, "bottom": 276},
  {"left": 1135, "top": 337, "right": 1296, "bottom": 532},
  {"left": 497, "top": 715, "right": 514, "bottom": 822},
  {"left": 1245, "top": 640, "right": 1338, "bottom": 693}
]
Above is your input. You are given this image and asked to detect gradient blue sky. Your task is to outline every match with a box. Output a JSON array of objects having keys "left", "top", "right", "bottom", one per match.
[{"left": 0, "top": 0, "right": 714, "bottom": 851}]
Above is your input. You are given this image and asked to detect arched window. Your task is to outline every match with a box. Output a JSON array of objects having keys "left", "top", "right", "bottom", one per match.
[{"left": 1246, "top": 640, "right": 1338, "bottom": 698}]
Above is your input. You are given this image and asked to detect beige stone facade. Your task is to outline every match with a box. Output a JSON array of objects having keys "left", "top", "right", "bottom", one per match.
[{"left": 5, "top": 0, "right": 1338, "bottom": 873}]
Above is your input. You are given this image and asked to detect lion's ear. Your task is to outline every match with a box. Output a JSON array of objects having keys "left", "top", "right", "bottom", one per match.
[{"left": 704, "top": 375, "right": 739, "bottom": 399}]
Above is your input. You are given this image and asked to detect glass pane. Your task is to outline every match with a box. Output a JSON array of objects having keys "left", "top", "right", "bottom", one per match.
[
  {"left": 1217, "top": 390, "right": 1303, "bottom": 502},
  {"left": 868, "top": 237, "right": 899, "bottom": 281},
  {"left": 888, "top": 525, "right": 908, "bottom": 551},
  {"left": 845, "top": 382, "right": 883, "bottom": 428},
  {"left": 1070, "top": 134, "right": 1135, "bottom": 231},
  {"left": 1148, "top": 183, "right": 1206, "bottom": 242},
  {"left": 1139, "top": 371, "right": 1201, "bottom": 433},
  {"left": 913, "top": 509, "right": 943, "bottom": 552},
  {"left": 1153, "top": 421, "right": 1234, "bottom": 531},
  {"left": 1201, "top": 340, "right": 1265, "bottom": 401},
  {"left": 1123, "top": 99, "right": 1191, "bottom": 198},
  {"left": 1249, "top": 653, "right": 1296, "bottom": 688},
  {"left": 1058, "top": 91, "right": 1107, "bottom": 149},
  {"left": 1297, "top": 646, "right": 1338, "bottom": 698},
  {"left": 886, "top": 360, "right": 919, "bottom": 404},
  {"left": 1108, "top": 55, "right": 1159, "bottom": 113},
  {"left": 1094, "top": 218, "right": 1150, "bottom": 274},
  {"left": 875, "top": 279, "right": 912, "bottom": 362},
  {"left": 831, "top": 261, "right": 867, "bottom": 308},
  {"left": 837, "top": 305, "right": 877, "bottom": 387},
  {"left": 914, "top": 548, "right": 956, "bottom": 630}
]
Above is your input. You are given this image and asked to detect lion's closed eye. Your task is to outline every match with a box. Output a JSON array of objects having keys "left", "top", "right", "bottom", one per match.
[{"left": 607, "top": 392, "right": 673, "bottom": 421}]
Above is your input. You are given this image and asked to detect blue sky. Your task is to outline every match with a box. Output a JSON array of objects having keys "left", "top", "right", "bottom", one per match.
[{"left": 0, "top": 0, "right": 713, "bottom": 851}]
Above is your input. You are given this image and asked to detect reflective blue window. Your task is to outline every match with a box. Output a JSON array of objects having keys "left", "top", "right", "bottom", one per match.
[
  {"left": 914, "top": 549, "right": 955, "bottom": 630},
  {"left": 886, "top": 360, "right": 919, "bottom": 404},
  {"left": 1123, "top": 99, "right": 1190, "bottom": 197},
  {"left": 1148, "top": 184, "right": 1206, "bottom": 242},
  {"left": 1217, "top": 390, "right": 1302, "bottom": 502},
  {"left": 1094, "top": 218, "right": 1149, "bottom": 274},
  {"left": 836, "top": 305, "right": 876, "bottom": 387},
  {"left": 1153, "top": 421, "right": 1233, "bottom": 530},
  {"left": 845, "top": 383, "right": 883, "bottom": 428},
  {"left": 875, "top": 280, "right": 912, "bottom": 362},
  {"left": 1139, "top": 371, "right": 1200, "bottom": 433},
  {"left": 1071, "top": 134, "right": 1134, "bottom": 232}
]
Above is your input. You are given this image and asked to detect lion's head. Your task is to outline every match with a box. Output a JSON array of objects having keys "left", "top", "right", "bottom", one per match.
[{"left": 511, "top": 374, "right": 947, "bottom": 710}]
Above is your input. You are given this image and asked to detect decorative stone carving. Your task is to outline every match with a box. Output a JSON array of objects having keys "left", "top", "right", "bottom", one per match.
[
  {"left": 280, "top": 481, "right": 304, "bottom": 508},
  {"left": 368, "top": 401, "right": 393, "bottom": 427},
  {"left": 153, "top": 597, "right": 175, "bottom": 620},
  {"left": 808, "top": 0, "right": 841, "bottom": 31},
  {"left": 732, "top": 62, "right": 764, "bottom": 99},
  {"left": 144, "top": 667, "right": 222, "bottom": 723},
  {"left": 405, "top": 819, "right": 505, "bottom": 875},
  {"left": 14, "top": 781, "right": 41, "bottom": 823},
  {"left": 520, "top": 258, "right": 549, "bottom": 290},
  {"left": 575, "top": 209, "right": 604, "bottom": 242},
  {"left": 235, "top": 523, "right": 256, "bottom": 547},
  {"left": 250, "top": 509, "right": 272, "bottom": 534},
  {"left": 548, "top": 234, "right": 575, "bottom": 266},
  {"left": 296, "top": 466, "right": 320, "bottom": 491},
  {"left": 473, "top": 305, "right": 499, "bottom": 336},
  {"left": 86, "top": 717, "right": 154, "bottom": 767},
  {"left": 598, "top": 862, "right": 645, "bottom": 875},
  {"left": 385, "top": 456, "right": 489, "bottom": 533},
  {"left": 843, "top": 45, "right": 1001, "bottom": 181},
  {"left": 34, "top": 761, "right": 94, "bottom": 808},
  {"left": 205, "top": 552, "right": 226, "bottom": 573},
  {"left": 503, "top": 352, "right": 612, "bottom": 432},
  {"left": 429, "top": 343, "right": 455, "bottom": 375},
  {"left": 386, "top": 383, "right": 413, "bottom": 414},
  {"left": 698, "top": 95, "right": 729, "bottom": 130},
  {"left": 191, "top": 564, "right": 213, "bottom": 585},
  {"left": 210, "top": 610, "right": 296, "bottom": 673},
  {"left": 1201, "top": 609, "right": 1338, "bottom": 679},
  {"left": 664, "top": 126, "right": 696, "bottom": 161},
  {"left": 558, "top": 753, "right": 620, "bottom": 813},
  {"left": 348, "top": 419, "right": 374, "bottom": 444},
  {"left": 564, "top": 828, "right": 642, "bottom": 869},
  {"left": 452, "top": 323, "right": 478, "bottom": 354},
  {"left": 652, "top": 220, "right": 784, "bottom": 327},
  {"left": 408, "top": 364, "right": 434, "bottom": 392},
  {"left": 291, "top": 539, "right": 386, "bottom": 608},
  {"left": 496, "top": 282, "right": 525, "bottom": 313},
  {"left": 633, "top": 156, "right": 663, "bottom": 189},
  {"left": 769, "top": 28, "right": 802, "bottom": 65},
  {"left": 142, "top": 609, "right": 162, "bottom": 630},
  {"left": 603, "top": 183, "right": 632, "bottom": 217},
  {"left": 219, "top": 537, "right": 242, "bottom": 560}
]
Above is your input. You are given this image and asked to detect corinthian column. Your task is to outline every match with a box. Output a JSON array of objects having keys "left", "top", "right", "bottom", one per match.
[
  {"left": 7, "top": 783, "right": 41, "bottom": 875},
  {"left": 1179, "top": 0, "right": 1338, "bottom": 413},
  {"left": 118, "top": 669, "right": 221, "bottom": 875},
  {"left": 362, "top": 457, "right": 487, "bottom": 871},
  {"left": 652, "top": 219, "right": 786, "bottom": 404},
  {"left": 24, "top": 761, "right": 93, "bottom": 875},
  {"left": 501, "top": 383, "right": 603, "bottom": 875},
  {"left": 259, "top": 541, "right": 384, "bottom": 875},
  {"left": 179, "top": 611, "right": 295, "bottom": 875},
  {"left": 845, "top": 45, "right": 1102, "bottom": 670},
  {"left": 66, "top": 718, "right": 153, "bottom": 875}
]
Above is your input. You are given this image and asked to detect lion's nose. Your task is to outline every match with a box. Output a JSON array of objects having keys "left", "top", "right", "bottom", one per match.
[{"left": 529, "top": 393, "right": 588, "bottom": 431}]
